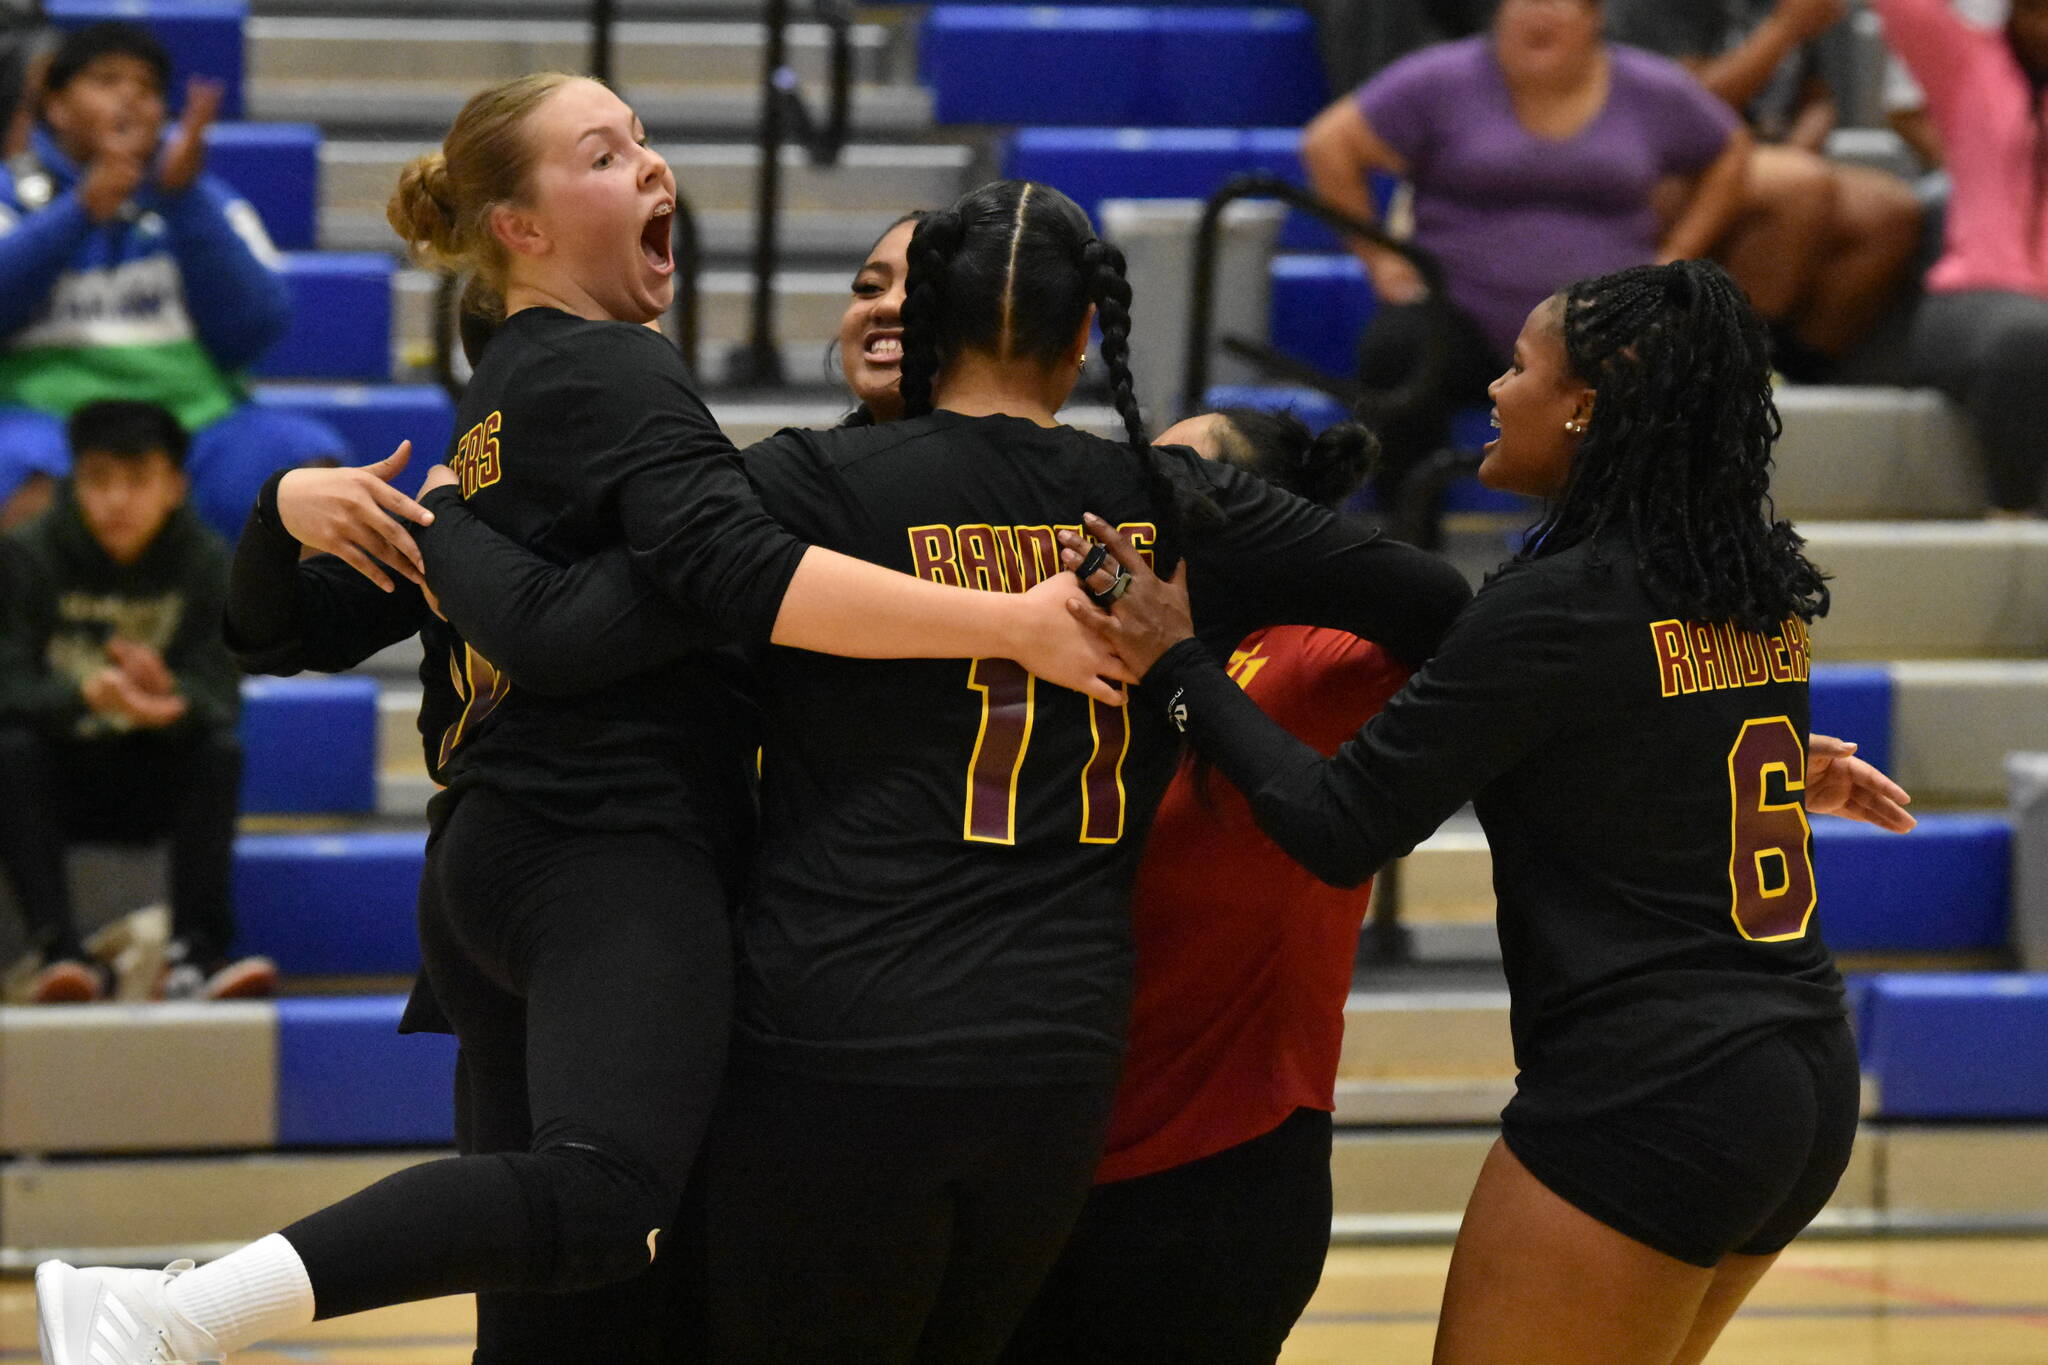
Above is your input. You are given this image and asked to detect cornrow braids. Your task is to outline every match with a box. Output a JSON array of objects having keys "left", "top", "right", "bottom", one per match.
[
  {"left": 897, "top": 209, "right": 966, "bottom": 419},
  {"left": 1518, "top": 259, "right": 1829, "bottom": 636},
  {"left": 897, "top": 179, "right": 1217, "bottom": 553}
]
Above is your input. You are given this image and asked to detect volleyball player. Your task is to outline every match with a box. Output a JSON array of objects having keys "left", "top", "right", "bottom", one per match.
[
  {"left": 34, "top": 78, "right": 1133, "bottom": 1365},
  {"left": 1067, "top": 260, "right": 1914, "bottom": 1365},
  {"left": 405, "top": 178, "right": 1473, "bottom": 1363},
  {"left": 999, "top": 407, "right": 1399, "bottom": 1365}
]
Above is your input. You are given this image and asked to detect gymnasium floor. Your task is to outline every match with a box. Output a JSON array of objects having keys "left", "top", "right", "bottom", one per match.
[{"left": 7, "top": 1236, "right": 2047, "bottom": 1363}]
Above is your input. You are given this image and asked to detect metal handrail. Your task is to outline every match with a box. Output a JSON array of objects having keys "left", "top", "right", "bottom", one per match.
[
  {"left": 731, "top": 0, "right": 856, "bottom": 386},
  {"left": 589, "top": 0, "right": 616, "bottom": 86},
  {"left": 1178, "top": 172, "right": 1449, "bottom": 422}
]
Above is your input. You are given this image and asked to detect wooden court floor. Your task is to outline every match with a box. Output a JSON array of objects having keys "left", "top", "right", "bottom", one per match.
[{"left": 7, "top": 1235, "right": 2048, "bottom": 1363}]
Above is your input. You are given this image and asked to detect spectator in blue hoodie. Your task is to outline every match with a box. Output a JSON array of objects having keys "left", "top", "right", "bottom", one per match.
[{"left": 0, "top": 22, "right": 347, "bottom": 541}]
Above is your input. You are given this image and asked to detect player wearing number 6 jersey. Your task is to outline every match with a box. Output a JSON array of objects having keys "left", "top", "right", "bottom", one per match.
[
  {"left": 411, "top": 178, "right": 1471, "bottom": 1363},
  {"left": 1071, "top": 260, "right": 1911, "bottom": 1365}
]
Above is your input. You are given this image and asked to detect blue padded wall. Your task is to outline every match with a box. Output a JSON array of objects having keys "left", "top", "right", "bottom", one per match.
[
  {"left": 923, "top": 8, "right": 1325, "bottom": 127},
  {"left": 253, "top": 254, "right": 395, "bottom": 382},
  {"left": 1815, "top": 814, "right": 2010, "bottom": 954},
  {"left": 276, "top": 997, "right": 457, "bottom": 1146},
  {"left": 205, "top": 123, "right": 319, "bottom": 251},
  {"left": 1809, "top": 665, "right": 1893, "bottom": 775},
  {"left": 1863, "top": 974, "right": 2048, "bottom": 1118},
  {"left": 251, "top": 385, "right": 457, "bottom": 493},
  {"left": 237, "top": 676, "right": 378, "bottom": 814},
  {"left": 47, "top": 0, "right": 247, "bottom": 119},
  {"left": 232, "top": 830, "right": 426, "bottom": 974}
]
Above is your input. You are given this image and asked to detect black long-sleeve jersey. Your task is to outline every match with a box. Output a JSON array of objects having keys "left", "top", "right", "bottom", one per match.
[
  {"left": 226, "top": 306, "right": 806, "bottom": 839},
  {"left": 418, "top": 409, "right": 1473, "bottom": 1087},
  {"left": 1148, "top": 536, "right": 1846, "bottom": 1117}
]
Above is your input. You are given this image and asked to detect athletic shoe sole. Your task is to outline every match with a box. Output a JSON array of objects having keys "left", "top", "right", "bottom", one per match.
[{"left": 36, "top": 1260, "right": 80, "bottom": 1365}]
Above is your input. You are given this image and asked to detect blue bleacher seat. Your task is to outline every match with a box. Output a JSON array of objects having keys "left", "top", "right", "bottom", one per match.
[
  {"left": 237, "top": 676, "right": 379, "bottom": 815},
  {"left": 1203, "top": 383, "right": 1350, "bottom": 434},
  {"left": 1202, "top": 385, "right": 1533, "bottom": 517},
  {"left": 1270, "top": 253, "right": 1376, "bottom": 378},
  {"left": 250, "top": 385, "right": 458, "bottom": 493},
  {"left": 1003, "top": 127, "right": 1386, "bottom": 250},
  {"left": 1810, "top": 664, "right": 1893, "bottom": 775},
  {"left": 1863, "top": 974, "right": 2048, "bottom": 1118},
  {"left": 253, "top": 254, "right": 395, "bottom": 383},
  {"left": 276, "top": 996, "right": 457, "bottom": 1146},
  {"left": 923, "top": 8, "right": 1325, "bottom": 127},
  {"left": 46, "top": 0, "right": 247, "bottom": 120},
  {"left": 1815, "top": 814, "right": 2011, "bottom": 953},
  {"left": 232, "top": 830, "right": 425, "bottom": 974},
  {"left": 205, "top": 123, "right": 319, "bottom": 251}
]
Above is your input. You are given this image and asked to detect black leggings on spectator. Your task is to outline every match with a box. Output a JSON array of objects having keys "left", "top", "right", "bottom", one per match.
[
  {"left": 1001, "top": 1107, "right": 1335, "bottom": 1365},
  {"left": 1354, "top": 297, "right": 1505, "bottom": 508},
  {"left": 0, "top": 723, "right": 240, "bottom": 963},
  {"left": 280, "top": 787, "right": 732, "bottom": 1365},
  {"left": 1908, "top": 288, "right": 2048, "bottom": 511},
  {"left": 700, "top": 1058, "right": 1117, "bottom": 1365}
]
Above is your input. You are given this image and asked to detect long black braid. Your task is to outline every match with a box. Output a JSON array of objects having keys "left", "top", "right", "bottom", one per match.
[
  {"left": 897, "top": 179, "right": 1204, "bottom": 552},
  {"left": 1518, "top": 259, "right": 1829, "bottom": 636}
]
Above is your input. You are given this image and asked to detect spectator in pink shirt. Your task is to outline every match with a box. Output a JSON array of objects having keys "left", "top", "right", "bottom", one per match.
[{"left": 1878, "top": 0, "right": 2048, "bottom": 514}]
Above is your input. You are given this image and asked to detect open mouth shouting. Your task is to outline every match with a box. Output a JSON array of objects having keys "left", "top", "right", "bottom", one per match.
[{"left": 641, "top": 200, "right": 675, "bottom": 276}]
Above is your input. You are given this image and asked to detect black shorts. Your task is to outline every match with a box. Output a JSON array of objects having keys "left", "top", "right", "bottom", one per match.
[
  {"left": 1500, "top": 1018, "right": 1860, "bottom": 1269},
  {"left": 1002, "top": 1106, "right": 1334, "bottom": 1365}
]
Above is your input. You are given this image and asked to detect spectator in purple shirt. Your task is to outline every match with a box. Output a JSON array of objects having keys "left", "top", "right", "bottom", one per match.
[{"left": 1301, "top": 0, "right": 1749, "bottom": 515}]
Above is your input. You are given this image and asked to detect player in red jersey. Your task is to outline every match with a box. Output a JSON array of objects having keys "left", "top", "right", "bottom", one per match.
[{"left": 1001, "top": 406, "right": 1402, "bottom": 1365}]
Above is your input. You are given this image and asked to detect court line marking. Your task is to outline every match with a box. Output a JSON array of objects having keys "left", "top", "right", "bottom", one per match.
[
  {"left": 1774, "top": 1263, "right": 2048, "bottom": 1332},
  {"left": 1298, "top": 1302, "right": 2048, "bottom": 1327}
]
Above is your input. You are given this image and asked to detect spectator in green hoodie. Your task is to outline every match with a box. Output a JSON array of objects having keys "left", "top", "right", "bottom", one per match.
[{"left": 0, "top": 398, "right": 271, "bottom": 1003}]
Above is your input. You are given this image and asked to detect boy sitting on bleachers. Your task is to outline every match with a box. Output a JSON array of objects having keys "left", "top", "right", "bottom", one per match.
[
  {"left": 0, "top": 399, "right": 274, "bottom": 1004},
  {"left": 0, "top": 20, "right": 346, "bottom": 542}
]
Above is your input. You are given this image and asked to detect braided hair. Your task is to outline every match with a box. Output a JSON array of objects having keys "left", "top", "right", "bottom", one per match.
[
  {"left": 1518, "top": 259, "right": 1828, "bottom": 636},
  {"left": 898, "top": 179, "right": 1195, "bottom": 547}
]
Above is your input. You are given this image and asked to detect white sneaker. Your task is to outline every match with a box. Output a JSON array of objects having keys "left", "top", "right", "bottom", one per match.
[{"left": 35, "top": 1260, "right": 226, "bottom": 1364}]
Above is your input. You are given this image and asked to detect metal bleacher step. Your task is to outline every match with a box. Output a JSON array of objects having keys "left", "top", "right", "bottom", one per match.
[
  {"left": 1772, "top": 387, "right": 1986, "bottom": 521},
  {"left": 248, "top": 17, "right": 909, "bottom": 91},
  {"left": 329, "top": 139, "right": 972, "bottom": 233},
  {"left": 252, "top": 0, "right": 830, "bottom": 22},
  {"left": 255, "top": 78, "right": 934, "bottom": 143},
  {"left": 1801, "top": 521, "right": 2048, "bottom": 660}
]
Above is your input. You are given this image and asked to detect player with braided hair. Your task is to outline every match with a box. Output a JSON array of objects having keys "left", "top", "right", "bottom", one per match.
[
  {"left": 410, "top": 177, "right": 1470, "bottom": 1362},
  {"left": 1070, "top": 258, "right": 1914, "bottom": 1365}
]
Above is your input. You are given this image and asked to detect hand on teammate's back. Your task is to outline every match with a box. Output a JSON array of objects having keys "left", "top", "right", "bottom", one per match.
[
  {"left": 1805, "top": 733, "right": 1916, "bottom": 832},
  {"left": 276, "top": 441, "right": 434, "bottom": 593},
  {"left": 1013, "top": 572, "right": 1139, "bottom": 705},
  {"left": 1059, "top": 515, "right": 1194, "bottom": 680},
  {"left": 157, "top": 76, "right": 223, "bottom": 195}
]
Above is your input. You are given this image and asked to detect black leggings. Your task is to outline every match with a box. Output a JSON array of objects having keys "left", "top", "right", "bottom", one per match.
[
  {"left": 1002, "top": 1107, "right": 1335, "bottom": 1365},
  {"left": 281, "top": 788, "right": 733, "bottom": 1364},
  {"left": 701, "top": 1059, "right": 1117, "bottom": 1365}
]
